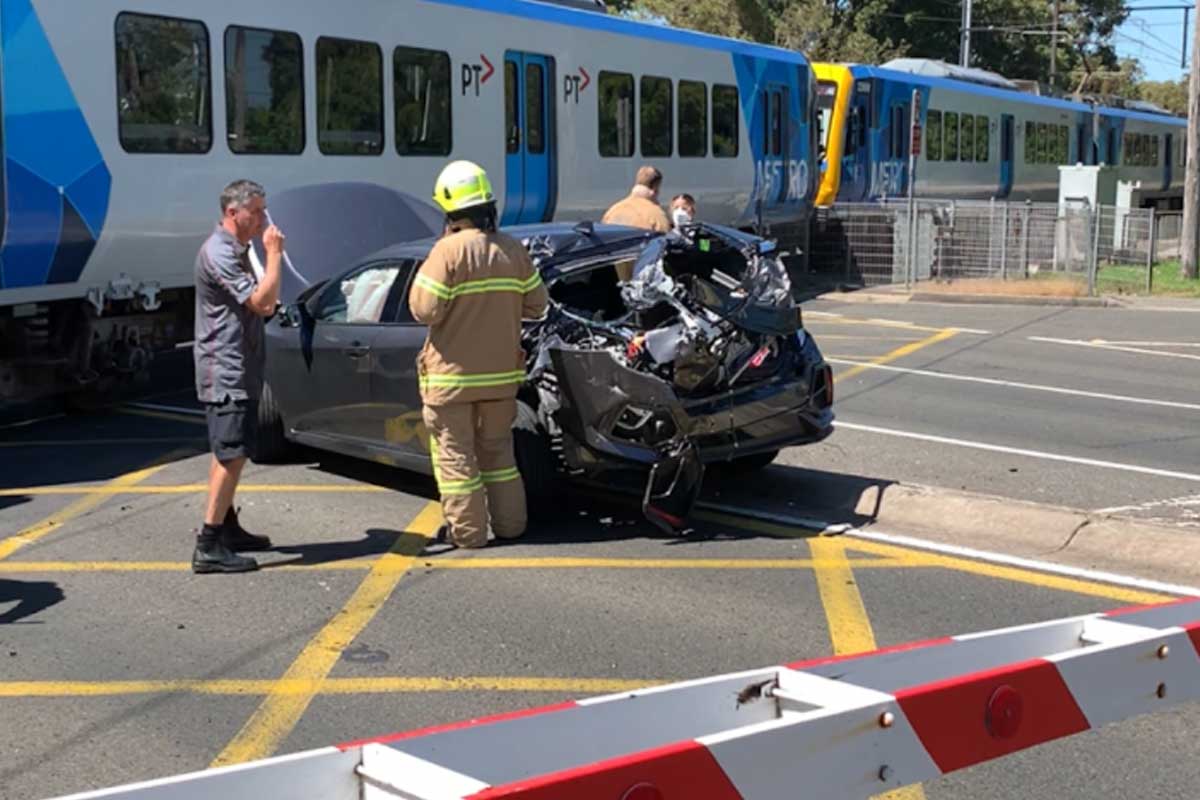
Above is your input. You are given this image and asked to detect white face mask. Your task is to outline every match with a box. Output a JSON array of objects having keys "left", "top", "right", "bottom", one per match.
[{"left": 672, "top": 207, "right": 693, "bottom": 228}]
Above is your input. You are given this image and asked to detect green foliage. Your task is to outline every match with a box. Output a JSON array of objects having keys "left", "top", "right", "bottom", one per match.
[{"left": 611, "top": 0, "right": 1137, "bottom": 95}]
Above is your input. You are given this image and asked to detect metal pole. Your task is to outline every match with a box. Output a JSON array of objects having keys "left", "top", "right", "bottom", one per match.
[
  {"left": 960, "top": 0, "right": 973, "bottom": 67},
  {"left": 1182, "top": 3, "right": 1200, "bottom": 278},
  {"left": 906, "top": 89, "right": 920, "bottom": 288},
  {"left": 1000, "top": 202, "right": 1009, "bottom": 280},
  {"left": 1050, "top": 0, "right": 1060, "bottom": 89},
  {"left": 1089, "top": 205, "right": 1101, "bottom": 297},
  {"left": 1021, "top": 200, "right": 1031, "bottom": 277},
  {"left": 1147, "top": 208, "right": 1156, "bottom": 294},
  {"left": 1185, "top": 8, "right": 1191, "bottom": 70},
  {"left": 988, "top": 197, "right": 996, "bottom": 277}
]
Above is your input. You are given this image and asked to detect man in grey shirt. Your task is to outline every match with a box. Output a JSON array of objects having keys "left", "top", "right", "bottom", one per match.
[{"left": 193, "top": 179, "right": 285, "bottom": 573}]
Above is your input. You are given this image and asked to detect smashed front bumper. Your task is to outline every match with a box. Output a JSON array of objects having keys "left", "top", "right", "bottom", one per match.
[{"left": 547, "top": 334, "right": 833, "bottom": 532}]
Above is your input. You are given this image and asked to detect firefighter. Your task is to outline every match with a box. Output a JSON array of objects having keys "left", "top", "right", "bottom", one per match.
[
  {"left": 602, "top": 166, "right": 671, "bottom": 281},
  {"left": 409, "top": 161, "right": 549, "bottom": 549}
]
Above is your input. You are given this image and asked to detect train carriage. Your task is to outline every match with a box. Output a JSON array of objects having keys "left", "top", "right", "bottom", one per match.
[
  {"left": 814, "top": 59, "right": 1186, "bottom": 208},
  {"left": 0, "top": 0, "right": 819, "bottom": 406}
]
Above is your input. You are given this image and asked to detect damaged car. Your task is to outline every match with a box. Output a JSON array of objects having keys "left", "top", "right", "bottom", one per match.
[{"left": 256, "top": 184, "right": 833, "bottom": 532}]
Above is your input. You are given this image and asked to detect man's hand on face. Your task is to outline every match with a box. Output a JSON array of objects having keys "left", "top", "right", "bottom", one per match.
[{"left": 263, "top": 225, "right": 285, "bottom": 257}]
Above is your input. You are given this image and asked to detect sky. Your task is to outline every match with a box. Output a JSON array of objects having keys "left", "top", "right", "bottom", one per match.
[{"left": 1115, "top": 2, "right": 1191, "bottom": 82}]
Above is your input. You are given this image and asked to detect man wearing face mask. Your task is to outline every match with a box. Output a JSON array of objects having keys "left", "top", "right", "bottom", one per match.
[{"left": 670, "top": 193, "right": 697, "bottom": 229}]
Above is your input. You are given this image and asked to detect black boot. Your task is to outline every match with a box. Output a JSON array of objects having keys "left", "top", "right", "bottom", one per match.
[
  {"left": 193, "top": 524, "right": 259, "bottom": 574},
  {"left": 222, "top": 506, "right": 273, "bottom": 552}
]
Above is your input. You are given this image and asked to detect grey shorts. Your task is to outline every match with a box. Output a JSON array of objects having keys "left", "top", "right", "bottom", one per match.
[{"left": 205, "top": 397, "right": 258, "bottom": 463}]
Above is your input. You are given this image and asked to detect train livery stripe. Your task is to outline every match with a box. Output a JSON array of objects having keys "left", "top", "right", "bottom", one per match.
[{"left": 0, "top": 0, "right": 111, "bottom": 290}]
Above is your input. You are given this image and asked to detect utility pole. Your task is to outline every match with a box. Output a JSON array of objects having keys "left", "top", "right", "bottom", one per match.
[
  {"left": 1184, "top": 3, "right": 1200, "bottom": 279},
  {"left": 1050, "top": 0, "right": 1060, "bottom": 90},
  {"left": 960, "top": 0, "right": 973, "bottom": 67}
]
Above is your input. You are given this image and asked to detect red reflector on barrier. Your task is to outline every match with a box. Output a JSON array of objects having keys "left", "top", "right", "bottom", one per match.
[
  {"left": 985, "top": 685, "right": 1023, "bottom": 740},
  {"left": 621, "top": 784, "right": 664, "bottom": 800}
]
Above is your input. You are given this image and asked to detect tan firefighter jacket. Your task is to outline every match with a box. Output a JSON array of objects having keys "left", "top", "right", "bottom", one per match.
[
  {"left": 409, "top": 224, "right": 549, "bottom": 405},
  {"left": 602, "top": 192, "right": 671, "bottom": 280}
]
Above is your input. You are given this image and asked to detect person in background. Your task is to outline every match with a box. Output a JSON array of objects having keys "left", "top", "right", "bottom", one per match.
[
  {"left": 602, "top": 166, "right": 671, "bottom": 281},
  {"left": 670, "top": 193, "right": 696, "bottom": 229}
]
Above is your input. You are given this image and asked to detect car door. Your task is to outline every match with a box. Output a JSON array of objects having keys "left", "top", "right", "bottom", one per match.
[
  {"left": 360, "top": 258, "right": 434, "bottom": 470},
  {"left": 283, "top": 261, "right": 401, "bottom": 442}
]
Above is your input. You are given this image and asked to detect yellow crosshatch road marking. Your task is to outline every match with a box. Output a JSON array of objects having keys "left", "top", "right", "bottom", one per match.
[
  {"left": 0, "top": 556, "right": 920, "bottom": 573},
  {"left": 0, "top": 451, "right": 186, "bottom": 562},
  {"left": 210, "top": 501, "right": 442, "bottom": 768},
  {"left": 810, "top": 537, "right": 927, "bottom": 800},
  {"left": 835, "top": 328, "right": 959, "bottom": 384},
  {"left": 0, "top": 676, "right": 658, "bottom": 699},
  {"left": 0, "top": 438, "right": 206, "bottom": 448}
]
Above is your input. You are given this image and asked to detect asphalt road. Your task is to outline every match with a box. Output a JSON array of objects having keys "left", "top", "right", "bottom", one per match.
[
  {"left": 750, "top": 301, "right": 1200, "bottom": 526},
  {"left": 2, "top": 300, "right": 1200, "bottom": 799}
]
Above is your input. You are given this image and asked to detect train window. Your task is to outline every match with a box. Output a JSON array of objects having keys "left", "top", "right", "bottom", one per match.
[
  {"left": 944, "top": 112, "right": 959, "bottom": 161},
  {"left": 1152, "top": 135, "right": 1161, "bottom": 167},
  {"left": 679, "top": 80, "right": 708, "bottom": 157},
  {"left": 890, "top": 106, "right": 905, "bottom": 158},
  {"left": 769, "top": 90, "right": 783, "bottom": 156},
  {"left": 712, "top": 85, "right": 739, "bottom": 157},
  {"left": 395, "top": 47, "right": 452, "bottom": 156},
  {"left": 975, "top": 115, "right": 988, "bottom": 162},
  {"left": 960, "top": 115, "right": 974, "bottom": 163},
  {"left": 225, "top": 27, "right": 303, "bottom": 155},
  {"left": 1059, "top": 126, "right": 1069, "bottom": 164},
  {"left": 1024, "top": 121, "right": 1034, "bottom": 163},
  {"left": 526, "top": 63, "right": 546, "bottom": 155},
  {"left": 115, "top": 13, "right": 212, "bottom": 154},
  {"left": 316, "top": 37, "right": 383, "bottom": 155},
  {"left": 599, "top": 71, "right": 635, "bottom": 157},
  {"left": 1037, "top": 123, "right": 1049, "bottom": 164},
  {"left": 640, "top": 76, "right": 672, "bottom": 157},
  {"left": 926, "top": 111, "right": 942, "bottom": 161}
]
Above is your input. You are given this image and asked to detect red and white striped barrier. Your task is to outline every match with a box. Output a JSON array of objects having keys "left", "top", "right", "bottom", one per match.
[{"left": 61, "top": 598, "right": 1200, "bottom": 800}]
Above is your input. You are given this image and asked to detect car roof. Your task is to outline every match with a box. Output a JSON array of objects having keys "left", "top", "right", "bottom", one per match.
[{"left": 356, "top": 222, "right": 660, "bottom": 264}]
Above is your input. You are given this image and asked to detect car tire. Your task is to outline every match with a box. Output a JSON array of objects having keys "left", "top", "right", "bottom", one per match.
[
  {"left": 729, "top": 449, "right": 779, "bottom": 473},
  {"left": 254, "top": 382, "right": 291, "bottom": 463},
  {"left": 514, "top": 428, "right": 560, "bottom": 510}
]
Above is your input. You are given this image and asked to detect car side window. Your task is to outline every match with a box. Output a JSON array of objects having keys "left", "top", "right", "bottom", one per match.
[
  {"left": 312, "top": 261, "right": 401, "bottom": 324},
  {"left": 383, "top": 259, "right": 421, "bottom": 323}
]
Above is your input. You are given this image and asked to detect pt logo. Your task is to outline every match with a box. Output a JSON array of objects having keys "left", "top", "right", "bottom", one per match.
[
  {"left": 460, "top": 54, "right": 495, "bottom": 96},
  {"left": 563, "top": 67, "right": 590, "bottom": 104}
]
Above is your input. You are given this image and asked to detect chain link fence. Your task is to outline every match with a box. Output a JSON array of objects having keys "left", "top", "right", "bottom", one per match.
[{"left": 810, "top": 199, "right": 1160, "bottom": 296}]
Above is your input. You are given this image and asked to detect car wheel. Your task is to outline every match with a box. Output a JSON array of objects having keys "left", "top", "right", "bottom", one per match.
[
  {"left": 514, "top": 428, "right": 560, "bottom": 509},
  {"left": 254, "top": 382, "right": 291, "bottom": 463},
  {"left": 730, "top": 449, "right": 779, "bottom": 473}
]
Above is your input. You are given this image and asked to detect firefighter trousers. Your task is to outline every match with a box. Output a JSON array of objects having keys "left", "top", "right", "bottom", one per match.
[{"left": 423, "top": 399, "right": 527, "bottom": 548}]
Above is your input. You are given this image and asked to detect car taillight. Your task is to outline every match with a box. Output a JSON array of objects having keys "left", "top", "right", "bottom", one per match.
[{"left": 823, "top": 364, "right": 834, "bottom": 407}]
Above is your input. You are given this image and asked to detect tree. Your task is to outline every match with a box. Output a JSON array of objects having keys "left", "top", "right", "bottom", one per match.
[{"left": 1138, "top": 79, "right": 1188, "bottom": 115}]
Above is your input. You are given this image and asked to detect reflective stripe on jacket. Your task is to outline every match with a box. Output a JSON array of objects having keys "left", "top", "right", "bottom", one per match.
[{"left": 409, "top": 225, "right": 548, "bottom": 405}]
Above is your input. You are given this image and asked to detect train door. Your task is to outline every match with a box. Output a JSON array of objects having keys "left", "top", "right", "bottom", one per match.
[
  {"left": 840, "top": 80, "right": 871, "bottom": 201},
  {"left": 501, "top": 51, "right": 557, "bottom": 225},
  {"left": 999, "top": 114, "right": 1014, "bottom": 198},
  {"left": 1163, "top": 133, "right": 1173, "bottom": 191}
]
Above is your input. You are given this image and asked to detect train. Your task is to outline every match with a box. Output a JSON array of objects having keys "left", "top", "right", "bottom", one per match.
[
  {"left": 0, "top": 0, "right": 1186, "bottom": 408},
  {"left": 814, "top": 59, "right": 1187, "bottom": 208},
  {"left": 0, "top": 0, "right": 818, "bottom": 407}
]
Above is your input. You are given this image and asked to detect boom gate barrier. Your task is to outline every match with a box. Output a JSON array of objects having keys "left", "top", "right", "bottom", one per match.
[{"left": 58, "top": 598, "right": 1200, "bottom": 800}]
